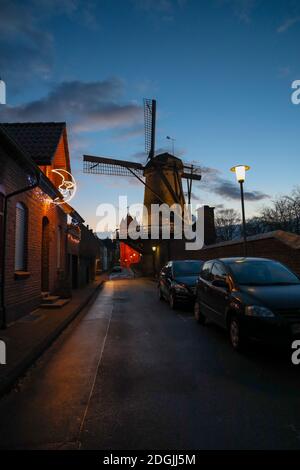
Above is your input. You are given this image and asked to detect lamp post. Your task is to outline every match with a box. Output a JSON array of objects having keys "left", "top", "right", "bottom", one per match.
[
  {"left": 152, "top": 245, "right": 157, "bottom": 277},
  {"left": 230, "top": 165, "right": 250, "bottom": 257}
]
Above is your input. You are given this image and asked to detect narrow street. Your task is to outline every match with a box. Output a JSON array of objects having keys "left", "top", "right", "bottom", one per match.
[{"left": 0, "top": 277, "right": 300, "bottom": 450}]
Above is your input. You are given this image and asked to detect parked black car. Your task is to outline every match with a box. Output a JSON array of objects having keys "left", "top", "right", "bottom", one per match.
[
  {"left": 111, "top": 265, "right": 122, "bottom": 273},
  {"left": 194, "top": 257, "right": 300, "bottom": 350},
  {"left": 158, "top": 260, "right": 204, "bottom": 309}
]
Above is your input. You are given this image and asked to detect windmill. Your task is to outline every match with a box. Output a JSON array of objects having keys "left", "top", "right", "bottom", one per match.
[{"left": 83, "top": 99, "right": 201, "bottom": 229}]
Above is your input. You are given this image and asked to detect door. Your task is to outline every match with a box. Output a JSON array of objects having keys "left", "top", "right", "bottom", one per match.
[
  {"left": 41, "top": 217, "right": 50, "bottom": 292},
  {"left": 72, "top": 255, "right": 78, "bottom": 289},
  {"left": 209, "top": 262, "right": 230, "bottom": 327},
  {"left": 163, "top": 263, "right": 173, "bottom": 300},
  {"left": 198, "top": 260, "right": 214, "bottom": 318},
  {"left": 159, "top": 265, "right": 167, "bottom": 296}
]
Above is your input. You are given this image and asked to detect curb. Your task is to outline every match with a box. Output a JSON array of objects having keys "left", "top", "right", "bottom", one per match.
[{"left": 0, "top": 281, "right": 104, "bottom": 397}]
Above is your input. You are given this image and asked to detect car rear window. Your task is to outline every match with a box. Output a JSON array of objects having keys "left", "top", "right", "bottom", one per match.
[
  {"left": 173, "top": 261, "right": 203, "bottom": 276},
  {"left": 228, "top": 260, "right": 300, "bottom": 286}
]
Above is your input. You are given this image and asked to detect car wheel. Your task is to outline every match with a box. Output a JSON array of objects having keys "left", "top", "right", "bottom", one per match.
[
  {"left": 194, "top": 301, "right": 206, "bottom": 325},
  {"left": 158, "top": 287, "right": 164, "bottom": 301},
  {"left": 169, "top": 292, "right": 177, "bottom": 310},
  {"left": 229, "top": 316, "right": 245, "bottom": 351}
]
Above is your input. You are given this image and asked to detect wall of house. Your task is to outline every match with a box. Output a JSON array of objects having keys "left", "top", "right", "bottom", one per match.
[
  {"left": 1, "top": 148, "right": 68, "bottom": 324},
  {"left": 78, "top": 225, "right": 101, "bottom": 288}
]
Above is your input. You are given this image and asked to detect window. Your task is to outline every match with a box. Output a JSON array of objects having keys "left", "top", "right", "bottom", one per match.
[
  {"left": 15, "top": 202, "right": 27, "bottom": 271},
  {"left": 57, "top": 226, "right": 62, "bottom": 269},
  {"left": 228, "top": 259, "right": 300, "bottom": 286},
  {"left": 211, "top": 262, "right": 228, "bottom": 282},
  {"left": 173, "top": 260, "right": 203, "bottom": 277},
  {"left": 200, "top": 261, "right": 214, "bottom": 281}
]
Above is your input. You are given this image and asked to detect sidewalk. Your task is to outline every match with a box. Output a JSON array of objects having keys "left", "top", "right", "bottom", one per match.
[{"left": 0, "top": 274, "right": 108, "bottom": 396}]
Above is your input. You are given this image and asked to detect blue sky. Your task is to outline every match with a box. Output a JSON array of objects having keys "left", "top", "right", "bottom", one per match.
[{"left": 1, "top": 0, "right": 300, "bottom": 229}]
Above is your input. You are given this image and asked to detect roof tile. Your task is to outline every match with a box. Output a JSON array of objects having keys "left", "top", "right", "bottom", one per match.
[{"left": 0, "top": 122, "right": 66, "bottom": 165}]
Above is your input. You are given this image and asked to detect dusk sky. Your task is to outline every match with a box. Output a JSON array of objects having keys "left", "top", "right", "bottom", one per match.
[{"left": 1, "top": 0, "right": 300, "bottom": 230}]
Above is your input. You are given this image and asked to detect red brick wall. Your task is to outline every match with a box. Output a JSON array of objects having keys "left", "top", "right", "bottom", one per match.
[
  {"left": 1, "top": 146, "right": 68, "bottom": 323},
  {"left": 143, "top": 234, "right": 300, "bottom": 276},
  {"left": 169, "top": 235, "right": 300, "bottom": 275}
]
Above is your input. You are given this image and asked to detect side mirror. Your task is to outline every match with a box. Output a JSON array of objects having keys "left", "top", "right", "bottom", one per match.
[{"left": 212, "top": 279, "right": 229, "bottom": 290}]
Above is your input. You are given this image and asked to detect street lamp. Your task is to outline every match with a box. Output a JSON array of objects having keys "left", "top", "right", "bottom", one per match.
[
  {"left": 230, "top": 164, "right": 250, "bottom": 256},
  {"left": 152, "top": 246, "right": 157, "bottom": 277}
]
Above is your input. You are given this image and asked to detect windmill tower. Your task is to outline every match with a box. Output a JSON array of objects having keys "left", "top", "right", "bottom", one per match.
[
  {"left": 83, "top": 98, "right": 202, "bottom": 234},
  {"left": 142, "top": 99, "right": 186, "bottom": 227}
]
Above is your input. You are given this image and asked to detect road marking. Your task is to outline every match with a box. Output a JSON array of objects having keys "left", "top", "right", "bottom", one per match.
[
  {"left": 177, "top": 313, "right": 187, "bottom": 323},
  {"left": 77, "top": 290, "right": 114, "bottom": 448}
]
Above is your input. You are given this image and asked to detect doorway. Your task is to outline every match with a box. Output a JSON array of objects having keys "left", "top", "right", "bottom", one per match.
[
  {"left": 71, "top": 255, "right": 78, "bottom": 289},
  {"left": 41, "top": 217, "right": 50, "bottom": 292}
]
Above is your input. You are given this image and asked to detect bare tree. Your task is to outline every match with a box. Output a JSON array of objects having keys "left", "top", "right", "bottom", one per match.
[
  {"left": 215, "top": 187, "right": 300, "bottom": 242},
  {"left": 215, "top": 209, "right": 241, "bottom": 241},
  {"left": 259, "top": 187, "right": 300, "bottom": 234}
]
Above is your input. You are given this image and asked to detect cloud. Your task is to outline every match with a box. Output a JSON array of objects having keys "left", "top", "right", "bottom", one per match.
[
  {"left": 0, "top": 78, "right": 142, "bottom": 133},
  {"left": 199, "top": 165, "right": 269, "bottom": 201},
  {"left": 131, "top": 151, "right": 148, "bottom": 162},
  {"left": 218, "top": 0, "right": 257, "bottom": 23},
  {"left": 0, "top": 0, "right": 98, "bottom": 90},
  {"left": 113, "top": 125, "right": 145, "bottom": 141},
  {"left": 132, "top": 0, "right": 187, "bottom": 21},
  {"left": 214, "top": 179, "right": 269, "bottom": 201},
  {"left": 191, "top": 192, "right": 203, "bottom": 202},
  {"left": 132, "top": 0, "right": 182, "bottom": 12},
  {"left": 277, "top": 16, "right": 300, "bottom": 33},
  {"left": 0, "top": 0, "right": 54, "bottom": 88},
  {"left": 277, "top": 66, "right": 291, "bottom": 78}
]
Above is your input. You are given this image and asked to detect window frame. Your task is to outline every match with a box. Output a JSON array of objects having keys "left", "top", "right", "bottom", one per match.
[{"left": 14, "top": 202, "right": 28, "bottom": 272}]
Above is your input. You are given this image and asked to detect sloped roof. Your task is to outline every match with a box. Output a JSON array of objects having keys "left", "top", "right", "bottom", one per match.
[
  {"left": 0, "top": 125, "right": 62, "bottom": 201},
  {"left": 144, "top": 152, "right": 183, "bottom": 170},
  {"left": 1, "top": 122, "right": 66, "bottom": 165}
]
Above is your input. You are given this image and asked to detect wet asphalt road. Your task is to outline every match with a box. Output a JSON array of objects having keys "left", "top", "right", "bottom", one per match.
[{"left": 0, "top": 277, "right": 300, "bottom": 450}]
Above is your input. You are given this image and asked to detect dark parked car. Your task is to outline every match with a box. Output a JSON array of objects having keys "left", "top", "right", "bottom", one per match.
[
  {"left": 194, "top": 257, "right": 300, "bottom": 350},
  {"left": 111, "top": 265, "right": 122, "bottom": 273},
  {"left": 158, "top": 260, "right": 204, "bottom": 309}
]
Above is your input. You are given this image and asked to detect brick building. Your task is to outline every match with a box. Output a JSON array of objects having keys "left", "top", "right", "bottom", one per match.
[{"left": 0, "top": 122, "right": 78, "bottom": 326}]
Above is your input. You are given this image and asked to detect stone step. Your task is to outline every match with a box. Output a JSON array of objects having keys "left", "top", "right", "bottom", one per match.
[
  {"left": 41, "top": 295, "right": 60, "bottom": 304},
  {"left": 40, "top": 299, "right": 70, "bottom": 309}
]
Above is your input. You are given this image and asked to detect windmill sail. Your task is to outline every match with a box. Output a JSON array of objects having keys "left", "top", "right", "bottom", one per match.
[
  {"left": 144, "top": 98, "right": 156, "bottom": 160},
  {"left": 83, "top": 155, "right": 144, "bottom": 177}
]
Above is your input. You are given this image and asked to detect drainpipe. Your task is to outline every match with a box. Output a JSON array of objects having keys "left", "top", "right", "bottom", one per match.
[{"left": 0, "top": 173, "right": 40, "bottom": 329}]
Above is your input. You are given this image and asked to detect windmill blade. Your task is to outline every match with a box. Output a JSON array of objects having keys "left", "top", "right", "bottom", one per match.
[
  {"left": 182, "top": 162, "right": 202, "bottom": 181},
  {"left": 83, "top": 155, "right": 144, "bottom": 177},
  {"left": 182, "top": 172, "right": 202, "bottom": 181},
  {"left": 144, "top": 98, "right": 156, "bottom": 160}
]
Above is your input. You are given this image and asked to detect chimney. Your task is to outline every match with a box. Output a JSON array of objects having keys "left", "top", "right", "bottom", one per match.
[{"left": 203, "top": 205, "right": 216, "bottom": 245}]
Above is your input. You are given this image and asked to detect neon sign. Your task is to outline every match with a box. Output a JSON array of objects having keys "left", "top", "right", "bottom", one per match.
[{"left": 51, "top": 169, "right": 77, "bottom": 205}]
